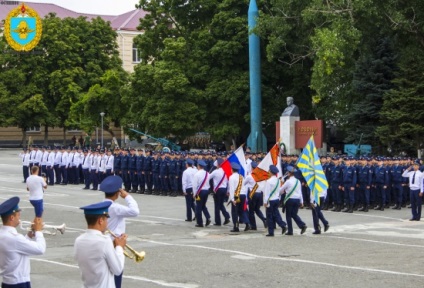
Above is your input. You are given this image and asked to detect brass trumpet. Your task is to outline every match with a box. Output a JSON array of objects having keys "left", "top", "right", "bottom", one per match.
[
  {"left": 107, "top": 229, "right": 145, "bottom": 263},
  {"left": 19, "top": 221, "right": 66, "bottom": 236}
]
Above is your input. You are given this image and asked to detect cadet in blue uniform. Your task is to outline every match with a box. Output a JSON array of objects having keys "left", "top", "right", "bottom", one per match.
[
  {"left": 373, "top": 158, "right": 389, "bottom": 211},
  {"left": 152, "top": 153, "right": 161, "bottom": 195},
  {"left": 0, "top": 197, "right": 46, "bottom": 288},
  {"left": 136, "top": 150, "right": 145, "bottom": 194},
  {"left": 357, "top": 157, "right": 372, "bottom": 212},
  {"left": 168, "top": 153, "right": 179, "bottom": 197},
  {"left": 342, "top": 157, "right": 357, "bottom": 213},
  {"left": 390, "top": 158, "right": 404, "bottom": 210},
  {"left": 143, "top": 150, "right": 153, "bottom": 194},
  {"left": 159, "top": 154, "right": 169, "bottom": 196},
  {"left": 113, "top": 148, "right": 122, "bottom": 176},
  {"left": 330, "top": 157, "right": 343, "bottom": 212},
  {"left": 128, "top": 148, "right": 138, "bottom": 193},
  {"left": 120, "top": 149, "right": 130, "bottom": 191}
]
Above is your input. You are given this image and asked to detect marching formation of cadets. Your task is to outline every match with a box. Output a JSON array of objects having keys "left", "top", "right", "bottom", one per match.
[{"left": 19, "top": 145, "right": 424, "bottom": 227}]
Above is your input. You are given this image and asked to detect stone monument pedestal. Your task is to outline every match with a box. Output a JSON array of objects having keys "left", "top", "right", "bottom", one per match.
[{"left": 280, "top": 116, "right": 300, "bottom": 155}]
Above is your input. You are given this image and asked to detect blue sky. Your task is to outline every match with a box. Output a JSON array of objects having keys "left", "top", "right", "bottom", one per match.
[{"left": 24, "top": 0, "right": 139, "bottom": 15}]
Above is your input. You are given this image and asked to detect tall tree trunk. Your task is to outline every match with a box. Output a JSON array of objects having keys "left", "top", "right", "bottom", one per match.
[
  {"left": 21, "top": 128, "right": 27, "bottom": 148},
  {"left": 44, "top": 125, "right": 49, "bottom": 145}
]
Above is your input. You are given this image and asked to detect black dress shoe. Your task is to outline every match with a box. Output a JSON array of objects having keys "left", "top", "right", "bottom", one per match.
[
  {"left": 312, "top": 230, "right": 321, "bottom": 234},
  {"left": 195, "top": 224, "right": 204, "bottom": 227},
  {"left": 213, "top": 223, "right": 221, "bottom": 226},
  {"left": 82, "top": 187, "right": 89, "bottom": 190},
  {"left": 192, "top": 217, "right": 196, "bottom": 221},
  {"left": 91, "top": 188, "right": 97, "bottom": 190},
  {"left": 250, "top": 227, "right": 257, "bottom": 230},
  {"left": 185, "top": 219, "right": 192, "bottom": 222},
  {"left": 230, "top": 228, "right": 239, "bottom": 232},
  {"left": 244, "top": 224, "right": 251, "bottom": 231},
  {"left": 223, "top": 219, "right": 230, "bottom": 225},
  {"left": 409, "top": 218, "right": 417, "bottom": 221},
  {"left": 205, "top": 219, "right": 211, "bottom": 227},
  {"left": 300, "top": 226, "right": 307, "bottom": 235},
  {"left": 285, "top": 232, "right": 293, "bottom": 236},
  {"left": 282, "top": 226, "right": 287, "bottom": 235},
  {"left": 324, "top": 224, "right": 330, "bottom": 232},
  {"left": 265, "top": 234, "right": 274, "bottom": 237},
  {"left": 263, "top": 220, "right": 268, "bottom": 229}
]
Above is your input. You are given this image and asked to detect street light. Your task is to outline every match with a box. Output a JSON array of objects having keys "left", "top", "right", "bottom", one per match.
[{"left": 100, "top": 112, "right": 105, "bottom": 148}]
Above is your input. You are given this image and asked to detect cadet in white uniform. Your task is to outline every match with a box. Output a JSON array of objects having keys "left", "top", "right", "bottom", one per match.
[
  {"left": 279, "top": 166, "right": 307, "bottom": 235},
  {"left": 228, "top": 162, "right": 250, "bottom": 232},
  {"left": 101, "top": 176, "right": 140, "bottom": 288},
  {"left": 0, "top": 197, "right": 46, "bottom": 288},
  {"left": 209, "top": 158, "right": 230, "bottom": 226},
  {"left": 74, "top": 201, "right": 127, "bottom": 288},
  {"left": 182, "top": 159, "right": 197, "bottom": 222},
  {"left": 192, "top": 160, "right": 211, "bottom": 227}
]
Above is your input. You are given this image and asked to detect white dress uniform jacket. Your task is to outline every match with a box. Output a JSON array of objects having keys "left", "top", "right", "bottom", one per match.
[
  {"left": 74, "top": 229, "right": 124, "bottom": 288},
  {"left": 0, "top": 226, "right": 46, "bottom": 285},
  {"left": 104, "top": 196, "right": 139, "bottom": 237}
]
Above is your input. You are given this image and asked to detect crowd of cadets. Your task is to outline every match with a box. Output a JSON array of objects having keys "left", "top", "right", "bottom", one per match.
[{"left": 20, "top": 145, "right": 423, "bottom": 214}]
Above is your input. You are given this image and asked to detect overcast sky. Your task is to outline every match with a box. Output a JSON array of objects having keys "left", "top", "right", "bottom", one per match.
[{"left": 24, "top": 0, "right": 139, "bottom": 15}]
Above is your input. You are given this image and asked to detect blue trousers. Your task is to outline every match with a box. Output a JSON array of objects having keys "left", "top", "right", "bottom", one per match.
[
  {"left": 90, "top": 170, "right": 99, "bottom": 189},
  {"left": 23, "top": 165, "right": 29, "bottom": 182},
  {"left": 137, "top": 172, "right": 145, "bottom": 191},
  {"left": 213, "top": 188, "right": 230, "bottom": 225},
  {"left": 410, "top": 189, "right": 422, "bottom": 220},
  {"left": 185, "top": 188, "right": 196, "bottom": 220},
  {"left": 248, "top": 192, "right": 266, "bottom": 229},
  {"left": 60, "top": 166, "right": 67, "bottom": 184},
  {"left": 331, "top": 183, "right": 342, "bottom": 204},
  {"left": 195, "top": 190, "right": 210, "bottom": 225},
  {"left": 285, "top": 198, "right": 305, "bottom": 234},
  {"left": 358, "top": 183, "right": 370, "bottom": 205},
  {"left": 130, "top": 170, "right": 138, "bottom": 190},
  {"left": 375, "top": 183, "right": 386, "bottom": 206},
  {"left": 392, "top": 183, "right": 403, "bottom": 205},
  {"left": 114, "top": 271, "right": 123, "bottom": 288},
  {"left": 169, "top": 174, "right": 178, "bottom": 192},
  {"left": 311, "top": 197, "right": 329, "bottom": 231},
  {"left": 266, "top": 199, "right": 286, "bottom": 235},
  {"left": 231, "top": 195, "right": 249, "bottom": 227},
  {"left": 54, "top": 164, "right": 61, "bottom": 183},
  {"left": 343, "top": 185, "right": 355, "bottom": 205},
  {"left": 46, "top": 166, "right": 54, "bottom": 185},
  {"left": 2, "top": 282, "right": 31, "bottom": 288}
]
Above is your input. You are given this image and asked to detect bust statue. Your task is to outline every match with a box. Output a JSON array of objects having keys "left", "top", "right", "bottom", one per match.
[{"left": 281, "top": 97, "right": 299, "bottom": 117}]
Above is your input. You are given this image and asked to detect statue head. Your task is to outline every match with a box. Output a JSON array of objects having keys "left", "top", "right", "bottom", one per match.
[{"left": 287, "top": 97, "right": 294, "bottom": 107}]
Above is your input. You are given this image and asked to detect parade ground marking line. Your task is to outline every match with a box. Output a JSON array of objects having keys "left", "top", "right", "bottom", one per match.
[
  {"left": 326, "top": 235, "right": 424, "bottom": 248},
  {"left": 141, "top": 239, "right": 424, "bottom": 278},
  {"left": 31, "top": 258, "right": 199, "bottom": 288},
  {"left": 327, "top": 210, "right": 405, "bottom": 222}
]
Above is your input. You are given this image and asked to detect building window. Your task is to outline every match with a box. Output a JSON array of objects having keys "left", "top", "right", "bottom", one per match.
[
  {"left": 132, "top": 43, "right": 141, "bottom": 63},
  {"left": 26, "top": 126, "right": 41, "bottom": 132}
]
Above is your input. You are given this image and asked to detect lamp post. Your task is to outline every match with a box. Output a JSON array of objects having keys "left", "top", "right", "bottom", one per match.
[{"left": 100, "top": 112, "right": 105, "bottom": 148}]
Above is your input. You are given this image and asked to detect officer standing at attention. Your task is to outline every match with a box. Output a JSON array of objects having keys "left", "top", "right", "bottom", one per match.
[
  {"left": 402, "top": 160, "right": 423, "bottom": 221},
  {"left": 280, "top": 166, "right": 307, "bottom": 235},
  {"left": 74, "top": 201, "right": 127, "bottom": 288},
  {"left": 182, "top": 159, "right": 197, "bottom": 221},
  {"left": 193, "top": 160, "right": 211, "bottom": 227},
  {"left": 390, "top": 157, "right": 405, "bottom": 210},
  {"left": 374, "top": 158, "right": 389, "bottom": 211},
  {"left": 263, "top": 165, "right": 287, "bottom": 236},
  {"left": 19, "top": 148, "right": 30, "bottom": 183},
  {"left": 101, "top": 176, "right": 140, "bottom": 288},
  {"left": 342, "top": 157, "right": 357, "bottom": 213},
  {"left": 0, "top": 197, "right": 46, "bottom": 288}
]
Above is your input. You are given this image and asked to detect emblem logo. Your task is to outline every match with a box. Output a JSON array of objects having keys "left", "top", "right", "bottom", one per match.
[{"left": 4, "top": 4, "right": 42, "bottom": 52}]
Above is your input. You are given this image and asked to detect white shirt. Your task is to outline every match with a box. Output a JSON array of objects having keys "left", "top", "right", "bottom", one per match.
[
  {"left": 263, "top": 175, "right": 282, "bottom": 205},
  {"left": 280, "top": 176, "right": 303, "bottom": 203},
  {"left": 19, "top": 152, "right": 30, "bottom": 166},
  {"left": 402, "top": 169, "right": 423, "bottom": 191},
  {"left": 182, "top": 166, "right": 197, "bottom": 192},
  {"left": 105, "top": 155, "right": 114, "bottom": 171},
  {"left": 192, "top": 169, "right": 210, "bottom": 193},
  {"left": 47, "top": 152, "right": 55, "bottom": 167},
  {"left": 81, "top": 154, "right": 90, "bottom": 169},
  {"left": 41, "top": 151, "right": 49, "bottom": 165},
  {"left": 74, "top": 229, "right": 124, "bottom": 288},
  {"left": 209, "top": 168, "right": 228, "bottom": 191},
  {"left": 34, "top": 150, "right": 42, "bottom": 164},
  {"left": 29, "top": 150, "right": 36, "bottom": 164},
  {"left": 0, "top": 226, "right": 45, "bottom": 285},
  {"left": 243, "top": 174, "right": 257, "bottom": 192},
  {"left": 26, "top": 175, "right": 47, "bottom": 200},
  {"left": 105, "top": 196, "right": 139, "bottom": 237},
  {"left": 228, "top": 172, "right": 246, "bottom": 201},
  {"left": 60, "top": 152, "right": 68, "bottom": 167},
  {"left": 54, "top": 151, "right": 62, "bottom": 165}
]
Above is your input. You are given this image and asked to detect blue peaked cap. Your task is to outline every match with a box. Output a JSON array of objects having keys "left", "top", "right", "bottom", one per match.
[
  {"left": 100, "top": 176, "right": 123, "bottom": 194},
  {"left": 80, "top": 201, "right": 112, "bottom": 215},
  {"left": 0, "top": 197, "right": 21, "bottom": 216}
]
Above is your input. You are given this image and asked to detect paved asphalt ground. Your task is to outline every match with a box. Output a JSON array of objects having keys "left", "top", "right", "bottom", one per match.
[{"left": 1, "top": 150, "right": 424, "bottom": 287}]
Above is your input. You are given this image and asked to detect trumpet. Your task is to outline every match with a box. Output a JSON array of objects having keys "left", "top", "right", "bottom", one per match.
[
  {"left": 19, "top": 221, "right": 66, "bottom": 236},
  {"left": 107, "top": 229, "right": 145, "bottom": 263}
]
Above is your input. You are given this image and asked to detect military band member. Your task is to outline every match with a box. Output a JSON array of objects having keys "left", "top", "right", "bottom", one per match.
[
  {"left": 209, "top": 158, "right": 231, "bottom": 226},
  {"left": 228, "top": 162, "right": 250, "bottom": 232},
  {"left": 263, "top": 165, "right": 287, "bottom": 236},
  {"left": 280, "top": 166, "right": 307, "bottom": 235},
  {"left": 193, "top": 160, "right": 211, "bottom": 227},
  {"left": 74, "top": 201, "right": 126, "bottom": 288},
  {"left": 101, "top": 176, "right": 139, "bottom": 288},
  {"left": 0, "top": 197, "right": 46, "bottom": 288},
  {"left": 402, "top": 161, "right": 423, "bottom": 221},
  {"left": 182, "top": 159, "right": 197, "bottom": 222}
]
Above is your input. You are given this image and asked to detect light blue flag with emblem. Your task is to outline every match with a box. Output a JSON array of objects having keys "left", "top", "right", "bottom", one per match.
[{"left": 297, "top": 135, "right": 328, "bottom": 205}]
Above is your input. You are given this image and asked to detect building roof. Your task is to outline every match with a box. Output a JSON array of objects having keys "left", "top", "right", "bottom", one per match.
[{"left": 0, "top": 1, "right": 147, "bottom": 31}]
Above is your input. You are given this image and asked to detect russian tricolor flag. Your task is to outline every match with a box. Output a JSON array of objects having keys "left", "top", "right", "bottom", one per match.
[{"left": 221, "top": 146, "right": 247, "bottom": 178}]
